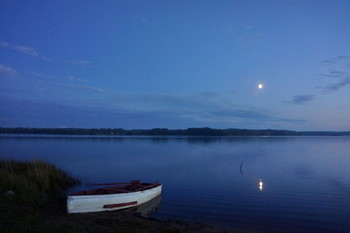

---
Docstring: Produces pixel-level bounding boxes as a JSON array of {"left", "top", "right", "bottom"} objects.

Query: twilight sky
[{"left": 1, "top": 0, "right": 350, "bottom": 130}]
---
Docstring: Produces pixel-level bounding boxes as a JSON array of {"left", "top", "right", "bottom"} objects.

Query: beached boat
[{"left": 67, "top": 180, "right": 162, "bottom": 214}]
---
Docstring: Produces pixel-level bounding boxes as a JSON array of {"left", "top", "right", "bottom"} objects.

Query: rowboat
[{"left": 67, "top": 180, "right": 162, "bottom": 214}]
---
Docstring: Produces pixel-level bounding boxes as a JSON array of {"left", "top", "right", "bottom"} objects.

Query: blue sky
[{"left": 1, "top": 0, "right": 350, "bottom": 130}]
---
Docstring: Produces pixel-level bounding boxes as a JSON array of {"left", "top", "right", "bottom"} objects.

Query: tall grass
[
  {"left": 0, "top": 160, "right": 218, "bottom": 233},
  {"left": 0, "top": 160, "right": 78, "bottom": 205}
]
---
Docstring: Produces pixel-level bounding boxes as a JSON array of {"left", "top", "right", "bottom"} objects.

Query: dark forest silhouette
[{"left": 1, "top": 127, "right": 349, "bottom": 136}]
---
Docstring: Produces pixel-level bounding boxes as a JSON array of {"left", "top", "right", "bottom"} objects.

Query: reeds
[{"left": 0, "top": 160, "right": 78, "bottom": 205}]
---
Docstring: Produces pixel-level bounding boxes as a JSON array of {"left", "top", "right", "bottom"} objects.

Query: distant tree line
[{"left": 1, "top": 127, "right": 348, "bottom": 136}]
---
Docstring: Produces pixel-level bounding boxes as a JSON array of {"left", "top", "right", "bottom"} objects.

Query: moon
[{"left": 258, "top": 83, "right": 263, "bottom": 89}]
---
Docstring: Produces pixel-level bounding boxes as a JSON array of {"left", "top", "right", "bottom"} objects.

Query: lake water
[{"left": 1, "top": 135, "right": 350, "bottom": 232}]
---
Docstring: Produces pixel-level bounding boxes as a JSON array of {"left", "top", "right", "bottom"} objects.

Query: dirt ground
[{"left": 66, "top": 210, "right": 247, "bottom": 233}]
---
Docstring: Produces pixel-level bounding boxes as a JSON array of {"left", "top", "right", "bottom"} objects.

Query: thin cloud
[
  {"left": 290, "top": 95, "right": 315, "bottom": 105},
  {"left": 0, "top": 41, "right": 9, "bottom": 47},
  {"left": 324, "top": 77, "right": 350, "bottom": 92},
  {"left": 29, "top": 71, "right": 47, "bottom": 77},
  {"left": 61, "top": 84, "right": 108, "bottom": 93},
  {"left": 135, "top": 16, "right": 148, "bottom": 23},
  {"left": 65, "top": 60, "right": 93, "bottom": 66},
  {"left": 29, "top": 71, "right": 55, "bottom": 79},
  {"left": 12, "top": 45, "right": 38, "bottom": 57},
  {"left": 40, "top": 56, "right": 53, "bottom": 61},
  {"left": 318, "top": 55, "right": 350, "bottom": 93},
  {"left": 0, "top": 40, "right": 48, "bottom": 59},
  {"left": 68, "top": 76, "right": 85, "bottom": 82},
  {"left": 0, "top": 64, "right": 17, "bottom": 78},
  {"left": 0, "top": 90, "right": 304, "bottom": 128},
  {"left": 209, "top": 108, "right": 302, "bottom": 123},
  {"left": 129, "top": 92, "right": 222, "bottom": 113},
  {"left": 112, "top": 92, "right": 302, "bottom": 125},
  {"left": 0, "top": 97, "right": 197, "bottom": 128},
  {"left": 321, "top": 55, "right": 349, "bottom": 65},
  {"left": 320, "top": 70, "right": 347, "bottom": 79}
]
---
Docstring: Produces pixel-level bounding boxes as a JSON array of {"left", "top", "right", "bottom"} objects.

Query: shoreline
[
  {"left": 1, "top": 160, "right": 241, "bottom": 233},
  {"left": 2, "top": 126, "right": 349, "bottom": 136},
  {"left": 67, "top": 210, "right": 243, "bottom": 233}
]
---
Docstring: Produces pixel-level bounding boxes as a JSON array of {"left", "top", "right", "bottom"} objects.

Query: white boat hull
[{"left": 67, "top": 185, "right": 162, "bottom": 214}]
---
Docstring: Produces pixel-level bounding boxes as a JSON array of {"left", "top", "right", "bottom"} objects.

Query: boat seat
[{"left": 104, "top": 188, "right": 129, "bottom": 194}]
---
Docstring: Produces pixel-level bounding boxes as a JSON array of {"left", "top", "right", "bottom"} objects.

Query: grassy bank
[
  {"left": 0, "top": 160, "right": 78, "bottom": 205},
  {"left": 1, "top": 160, "right": 239, "bottom": 233},
  {"left": 0, "top": 160, "right": 79, "bottom": 232}
]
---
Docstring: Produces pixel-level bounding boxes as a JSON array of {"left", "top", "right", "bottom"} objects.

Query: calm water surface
[{"left": 1, "top": 135, "right": 350, "bottom": 232}]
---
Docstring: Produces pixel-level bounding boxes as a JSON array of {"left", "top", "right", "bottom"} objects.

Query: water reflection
[
  {"left": 0, "top": 134, "right": 300, "bottom": 145},
  {"left": 134, "top": 195, "right": 162, "bottom": 217},
  {"left": 259, "top": 179, "right": 263, "bottom": 191}
]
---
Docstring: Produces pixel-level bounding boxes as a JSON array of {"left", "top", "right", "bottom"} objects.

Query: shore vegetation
[
  {"left": 1, "top": 127, "right": 349, "bottom": 136},
  {"left": 1, "top": 160, "right": 238, "bottom": 233}
]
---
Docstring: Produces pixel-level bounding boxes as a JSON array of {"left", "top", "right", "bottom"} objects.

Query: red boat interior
[{"left": 70, "top": 180, "right": 160, "bottom": 196}]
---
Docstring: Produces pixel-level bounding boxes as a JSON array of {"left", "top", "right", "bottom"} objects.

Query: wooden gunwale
[{"left": 69, "top": 182, "right": 160, "bottom": 196}]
